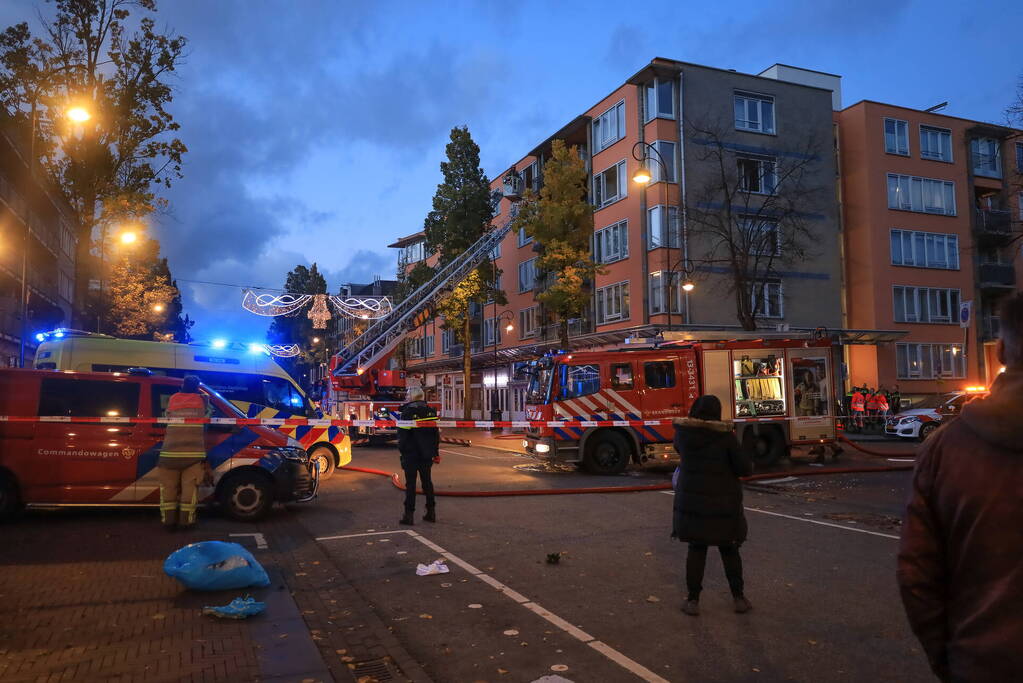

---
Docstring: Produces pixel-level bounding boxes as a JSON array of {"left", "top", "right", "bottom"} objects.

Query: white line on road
[
  {"left": 439, "top": 448, "right": 484, "bottom": 459},
  {"left": 316, "top": 529, "right": 670, "bottom": 683},
  {"left": 229, "top": 532, "right": 268, "bottom": 549},
  {"left": 887, "top": 458, "right": 915, "bottom": 463},
  {"left": 755, "top": 476, "right": 798, "bottom": 484}
]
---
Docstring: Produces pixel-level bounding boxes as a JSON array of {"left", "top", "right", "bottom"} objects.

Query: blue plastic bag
[
  {"left": 164, "top": 541, "right": 270, "bottom": 591},
  {"left": 202, "top": 596, "right": 266, "bottom": 619}
]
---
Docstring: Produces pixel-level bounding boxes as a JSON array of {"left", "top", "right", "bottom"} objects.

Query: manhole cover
[{"left": 350, "top": 658, "right": 394, "bottom": 681}]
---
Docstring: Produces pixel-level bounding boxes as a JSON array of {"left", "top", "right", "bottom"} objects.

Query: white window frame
[
  {"left": 889, "top": 229, "right": 959, "bottom": 270},
  {"left": 594, "top": 220, "right": 629, "bottom": 264},
  {"left": 518, "top": 258, "right": 537, "bottom": 293},
  {"left": 896, "top": 342, "right": 966, "bottom": 380},
  {"left": 892, "top": 285, "right": 961, "bottom": 324},
  {"left": 752, "top": 280, "right": 783, "bottom": 319},
  {"left": 441, "top": 329, "right": 455, "bottom": 354},
  {"left": 741, "top": 216, "right": 781, "bottom": 256},
  {"left": 647, "top": 205, "right": 680, "bottom": 249},
  {"left": 521, "top": 161, "right": 539, "bottom": 192},
  {"left": 884, "top": 118, "right": 909, "bottom": 156},
  {"left": 595, "top": 280, "right": 630, "bottom": 324},
  {"left": 1016, "top": 142, "right": 1023, "bottom": 173},
  {"left": 519, "top": 306, "right": 539, "bottom": 339},
  {"left": 592, "top": 100, "right": 626, "bottom": 153},
  {"left": 972, "top": 137, "right": 1002, "bottom": 178},
  {"left": 734, "top": 91, "right": 775, "bottom": 134},
  {"left": 517, "top": 227, "right": 532, "bottom": 247},
  {"left": 644, "top": 78, "right": 676, "bottom": 122},
  {"left": 886, "top": 174, "right": 956, "bottom": 216},
  {"left": 403, "top": 240, "right": 426, "bottom": 263},
  {"left": 919, "top": 125, "right": 952, "bottom": 162},
  {"left": 593, "top": 159, "right": 628, "bottom": 208},
  {"left": 489, "top": 242, "right": 501, "bottom": 259},
  {"left": 483, "top": 317, "right": 502, "bottom": 346},
  {"left": 649, "top": 271, "right": 684, "bottom": 315},
  {"left": 58, "top": 270, "right": 74, "bottom": 302},
  {"left": 647, "top": 140, "right": 677, "bottom": 183},
  {"left": 737, "top": 156, "right": 777, "bottom": 195},
  {"left": 59, "top": 221, "right": 75, "bottom": 257}
]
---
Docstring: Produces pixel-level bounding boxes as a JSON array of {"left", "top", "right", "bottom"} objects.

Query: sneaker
[
  {"left": 682, "top": 600, "right": 700, "bottom": 616},
  {"left": 399, "top": 514, "right": 414, "bottom": 526},
  {"left": 733, "top": 595, "right": 752, "bottom": 613},
  {"left": 423, "top": 509, "right": 436, "bottom": 523}
]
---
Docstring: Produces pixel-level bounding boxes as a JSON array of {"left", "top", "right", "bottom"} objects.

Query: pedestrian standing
[
  {"left": 397, "top": 387, "right": 439, "bottom": 525},
  {"left": 898, "top": 291, "right": 1023, "bottom": 681},
  {"left": 156, "top": 375, "right": 210, "bottom": 530},
  {"left": 672, "top": 395, "right": 753, "bottom": 616},
  {"left": 850, "top": 386, "right": 866, "bottom": 430}
]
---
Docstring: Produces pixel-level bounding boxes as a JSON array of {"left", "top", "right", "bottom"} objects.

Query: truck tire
[
  {"left": 919, "top": 422, "right": 939, "bottom": 442},
  {"left": 583, "top": 431, "right": 630, "bottom": 475},
  {"left": 218, "top": 471, "right": 274, "bottom": 522},
  {"left": 0, "top": 473, "right": 20, "bottom": 521},
  {"left": 742, "top": 427, "right": 787, "bottom": 467},
  {"left": 308, "top": 445, "right": 337, "bottom": 481}
]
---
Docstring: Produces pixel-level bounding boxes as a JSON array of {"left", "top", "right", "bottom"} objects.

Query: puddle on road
[{"left": 513, "top": 462, "right": 577, "bottom": 474}]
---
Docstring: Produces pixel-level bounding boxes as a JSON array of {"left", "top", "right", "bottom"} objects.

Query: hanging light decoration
[
  {"left": 329, "top": 295, "right": 393, "bottom": 319},
  {"left": 242, "top": 289, "right": 392, "bottom": 322},
  {"left": 307, "top": 294, "right": 331, "bottom": 329},
  {"left": 265, "top": 344, "right": 301, "bottom": 358},
  {"left": 242, "top": 290, "right": 312, "bottom": 317}
]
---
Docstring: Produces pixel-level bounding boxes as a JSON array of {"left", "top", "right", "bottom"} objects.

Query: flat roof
[
  {"left": 625, "top": 57, "right": 836, "bottom": 94},
  {"left": 840, "top": 99, "right": 1023, "bottom": 133},
  {"left": 759, "top": 62, "right": 842, "bottom": 79},
  {"left": 387, "top": 231, "right": 425, "bottom": 249}
]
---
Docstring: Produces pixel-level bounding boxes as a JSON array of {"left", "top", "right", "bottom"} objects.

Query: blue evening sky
[{"left": 2, "top": 0, "right": 1020, "bottom": 344}]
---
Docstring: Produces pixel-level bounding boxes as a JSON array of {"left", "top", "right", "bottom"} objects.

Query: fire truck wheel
[
  {"left": 918, "top": 422, "right": 938, "bottom": 442},
  {"left": 742, "top": 427, "right": 786, "bottom": 467},
  {"left": 218, "top": 471, "right": 274, "bottom": 521},
  {"left": 0, "top": 472, "right": 20, "bottom": 521},
  {"left": 583, "top": 431, "right": 631, "bottom": 475},
  {"left": 308, "top": 446, "right": 337, "bottom": 480}
]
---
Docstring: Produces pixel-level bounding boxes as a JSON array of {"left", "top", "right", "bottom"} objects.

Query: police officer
[
  {"left": 156, "top": 375, "right": 210, "bottom": 530},
  {"left": 397, "top": 387, "right": 440, "bottom": 525}
]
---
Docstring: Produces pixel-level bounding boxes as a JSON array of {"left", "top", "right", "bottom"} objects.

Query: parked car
[
  {"left": 0, "top": 369, "right": 317, "bottom": 521},
  {"left": 884, "top": 388, "right": 988, "bottom": 441}
]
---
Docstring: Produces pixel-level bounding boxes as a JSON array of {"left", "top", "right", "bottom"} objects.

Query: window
[
  {"left": 1019, "top": 192, "right": 1023, "bottom": 221},
  {"left": 559, "top": 364, "right": 600, "bottom": 400},
  {"left": 741, "top": 217, "right": 780, "bottom": 255},
  {"left": 58, "top": 271, "right": 74, "bottom": 302},
  {"left": 647, "top": 140, "right": 677, "bottom": 182},
  {"left": 593, "top": 160, "right": 627, "bottom": 208},
  {"left": 971, "top": 138, "right": 1002, "bottom": 178},
  {"left": 896, "top": 343, "right": 966, "bottom": 379},
  {"left": 483, "top": 318, "right": 503, "bottom": 346},
  {"left": 521, "top": 161, "right": 538, "bottom": 191},
  {"left": 518, "top": 258, "right": 537, "bottom": 293},
  {"left": 489, "top": 242, "right": 501, "bottom": 259},
  {"left": 889, "top": 229, "right": 959, "bottom": 269},
  {"left": 610, "top": 362, "right": 634, "bottom": 390},
  {"left": 441, "top": 328, "right": 455, "bottom": 354},
  {"left": 518, "top": 227, "right": 532, "bottom": 247},
  {"left": 892, "top": 286, "right": 961, "bottom": 323},
  {"left": 752, "top": 281, "right": 783, "bottom": 319},
  {"left": 734, "top": 92, "right": 775, "bottom": 134},
  {"left": 1016, "top": 142, "right": 1023, "bottom": 173},
  {"left": 594, "top": 220, "right": 629, "bottom": 263},
  {"left": 649, "top": 271, "right": 684, "bottom": 315},
  {"left": 595, "top": 281, "right": 630, "bottom": 324},
  {"left": 39, "top": 378, "right": 140, "bottom": 418},
  {"left": 592, "top": 100, "right": 626, "bottom": 152},
  {"left": 737, "top": 156, "right": 777, "bottom": 195},
  {"left": 919, "top": 125, "right": 952, "bottom": 162},
  {"left": 644, "top": 361, "right": 676, "bottom": 389},
  {"left": 884, "top": 118, "right": 909, "bottom": 155},
  {"left": 645, "top": 78, "right": 675, "bottom": 121},
  {"left": 519, "top": 306, "right": 540, "bottom": 339},
  {"left": 407, "top": 335, "right": 434, "bottom": 358},
  {"left": 402, "top": 240, "right": 425, "bottom": 263},
  {"left": 886, "top": 174, "right": 956, "bottom": 215},
  {"left": 648, "top": 206, "right": 680, "bottom": 249},
  {"left": 59, "top": 221, "right": 75, "bottom": 257}
]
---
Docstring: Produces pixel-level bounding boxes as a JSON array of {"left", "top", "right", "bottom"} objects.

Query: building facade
[
  {"left": 0, "top": 116, "right": 78, "bottom": 367},
  {"left": 837, "top": 101, "right": 1022, "bottom": 395}
]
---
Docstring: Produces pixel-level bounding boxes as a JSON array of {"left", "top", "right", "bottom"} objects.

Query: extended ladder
[{"left": 332, "top": 222, "right": 513, "bottom": 377}]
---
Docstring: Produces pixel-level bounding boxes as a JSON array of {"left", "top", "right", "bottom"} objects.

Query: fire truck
[
  {"left": 327, "top": 359, "right": 407, "bottom": 445},
  {"left": 522, "top": 333, "right": 841, "bottom": 473}
]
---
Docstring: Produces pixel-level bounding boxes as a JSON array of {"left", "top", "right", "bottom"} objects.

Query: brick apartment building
[
  {"left": 0, "top": 113, "right": 78, "bottom": 367},
  {"left": 392, "top": 58, "right": 847, "bottom": 419},
  {"left": 837, "top": 102, "right": 1022, "bottom": 395}
]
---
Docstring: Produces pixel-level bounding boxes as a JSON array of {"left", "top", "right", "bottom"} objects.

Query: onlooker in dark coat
[
  {"left": 672, "top": 395, "right": 753, "bottom": 616},
  {"left": 397, "top": 387, "right": 439, "bottom": 525},
  {"left": 898, "top": 291, "right": 1023, "bottom": 682}
]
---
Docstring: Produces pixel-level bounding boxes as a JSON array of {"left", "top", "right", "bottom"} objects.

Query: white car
[{"left": 885, "top": 390, "right": 986, "bottom": 441}]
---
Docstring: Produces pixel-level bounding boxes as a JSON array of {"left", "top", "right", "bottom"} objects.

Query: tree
[
  {"left": 103, "top": 235, "right": 179, "bottom": 338},
  {"left": 152, "top": 256, "right": 192, "bottom": 342},
  {"left": 0, "top": 1, "right": 187, "bottom": 322},
  {"left": 684, "top": 118, "right": 827, "bottom": 331},
  {"left": 422, "top": 126, "right": 501, "bottom": 418},
  {"left": 267, "top": 264, "right": 328, "bottom": 387},
  {"left": 1006, "top": 74, "right": 1023, "bottom": 242},
  {"left": 512, "top": 139, "right": 601, "bottom": 347}
]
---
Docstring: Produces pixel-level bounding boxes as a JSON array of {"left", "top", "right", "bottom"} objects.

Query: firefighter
[
  {"left": 865, "top": 388, "right": 881, "bottom": 429},
  {"left": 397, "top": 387, "right": 440, "bottom": 525},
  {"left": 850, "top": 386, "right": 866, "bottom": 430},
  {"left": 156, "top": 375, "right": 210, "bottom": 530}
]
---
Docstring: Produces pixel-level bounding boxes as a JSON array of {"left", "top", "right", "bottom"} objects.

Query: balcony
[
  {"left": 978, "top": 263, "right": 1016, "bottom": 289},
  {"left": 975, "top": 209, "right": 1012, "bottom": 237}
]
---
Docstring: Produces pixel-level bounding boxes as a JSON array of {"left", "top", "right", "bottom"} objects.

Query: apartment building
[
  {"left": 392, "top": 58, "right": 845, "bottom": 418},
  {"left": 837, "top": 101, "right": 1022, "bottom": 395},
  {"left": 0, "top": 114, "right": 78, "bottom": 367}
]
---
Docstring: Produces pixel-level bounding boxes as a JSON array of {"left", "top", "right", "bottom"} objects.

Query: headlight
[
  {"left": 272, "top": 446, "right": 308, "bottom": 462},
  {"left": 901, "top": 416, "right": 921, "bottom": 424},
  {"left": 535, "top": 443, "right": 550, "bottom": 454}
]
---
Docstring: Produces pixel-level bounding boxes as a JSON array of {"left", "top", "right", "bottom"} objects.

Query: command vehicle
[
  {"left": 0, "top": 369, "right": 317, "bottom": 521},
  {"left": 522, "top": 335, "right": 840, "bottom": 473},
  {"left": 33, "top": 330, "right": 351, "bottom": 479},
  {"left": 885, "top": 387, "right": 988, "bottom": 441}
]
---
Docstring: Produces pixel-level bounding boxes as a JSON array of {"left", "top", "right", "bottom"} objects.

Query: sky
[{"left": 2, "top": 0, "right": 1021, "bottom": 343}]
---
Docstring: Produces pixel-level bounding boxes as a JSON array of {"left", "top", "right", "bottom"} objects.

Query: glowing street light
[
  {"left": 312, "top": 337, "right": 321, "bottom": 344},
  {"left": 632, "top": 164, "right": 652, "bottom": 185},
  {"left": 152, "top": 303, "right": 164, "bottom": 313},
  {"left": 66, "top": 106, "right": 91, "bottom": 123},
  {"left": 119, "top": 231, "right": 138, "bottom": 245},
  {"left": 682, "top": 281, "right": 695, "bottom": 292}
]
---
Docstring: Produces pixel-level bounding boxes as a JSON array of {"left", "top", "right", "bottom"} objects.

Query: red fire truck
[{"left": 522, "top": 334, "right": 840, "bottom": 473}]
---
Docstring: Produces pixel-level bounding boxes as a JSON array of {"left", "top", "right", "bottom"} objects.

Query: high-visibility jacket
[
  {"left": 158, "top": 392, "right": 210, "bottom": 469},
  {"left": 866, "top": 393, "right": 881, "bottom": 410},
  {"left": 877, "top": 394, "right": 890, "bottom": 412},
  {"left": 851, "top": 392, "right": 865, "bottom": 412}
]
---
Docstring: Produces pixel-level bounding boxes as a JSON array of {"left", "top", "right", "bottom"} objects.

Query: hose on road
[{"left": 836, "top": 434, "right": 918, "bottom": 458}]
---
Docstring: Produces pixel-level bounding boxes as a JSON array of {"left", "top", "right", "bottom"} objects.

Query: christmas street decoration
[
  {"left": 265, "top": 344, "right": 301, "bottom": 358},
  {"left": 242, "top": 289, "right": 393, "bottom": 329}
]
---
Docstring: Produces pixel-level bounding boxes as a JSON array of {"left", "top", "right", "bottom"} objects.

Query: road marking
[
  {"left": 657, "top": 491, "right": 899, "bottom": 540},
  {"left": 755, "top": 476, "right": 798, "bottom": 484},
  {"left": 229, "top": 532, "right": 268, "bottom": 549},
  {"left": 440, "top": 448, "right": 484, "bottom": 459},
  {"left": 887, "top": 458, "right": 915, "bottom": 462},
  {"left": 316, "top": 529, "right": 669, "bottom": 683}
]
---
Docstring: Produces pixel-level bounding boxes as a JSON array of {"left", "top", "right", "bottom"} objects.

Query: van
[
  {"left": 33, "top": 330, "right": 351, "bottom": 479},
  {"left": 0, "top": 369, "right": 317, "bottom": 521}
]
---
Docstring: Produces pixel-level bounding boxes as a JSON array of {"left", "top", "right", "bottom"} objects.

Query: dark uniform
[{"left": 397, "top": 400, "right": 439, "bottom": 523}]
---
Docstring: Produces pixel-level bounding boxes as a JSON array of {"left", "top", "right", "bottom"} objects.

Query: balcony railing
[
  {"left": 978, "top": 263, "right": 1016, "bottom": 287},
  {"left": 975, "top": 209, "right": 1012, "bottom": 234}
]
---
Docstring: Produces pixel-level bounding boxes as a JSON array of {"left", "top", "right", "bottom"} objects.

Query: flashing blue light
[
  {"left": 35, "top": 333, "right": 45, "bottom": 342},
  {"left": 53, "top": 330, "right": 65, "bottom": 339},
  {"left": 248, "top": 343, "right": 265, "bottom": 354},
  {"left": 211, "top": 339, "right": 227, "bottom": 349}
]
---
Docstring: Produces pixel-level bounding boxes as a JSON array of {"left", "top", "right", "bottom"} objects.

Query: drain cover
[{"left": 350, "top": 658, "right": 394, "bottom": 681}]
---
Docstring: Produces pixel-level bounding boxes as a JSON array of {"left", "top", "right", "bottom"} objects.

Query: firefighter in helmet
[{"left": 156, "top": 375, "right": 211, "bottom": 530}]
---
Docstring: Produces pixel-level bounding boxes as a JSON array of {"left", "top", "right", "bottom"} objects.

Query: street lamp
[
  {"left": 66, "top": 106, "right": 91, "bottom": 123},
  {"left": 487, "top": 308, "right": 514, "bottom": 423},
  {"left": 119, "top": 231, "right": 137, "bottom": 245},
  {"left": 96, "top": 225, "right": 141, "bottom": 333},
  {"left": 152, "top": 303, "right": 164, "bottom": 313}
]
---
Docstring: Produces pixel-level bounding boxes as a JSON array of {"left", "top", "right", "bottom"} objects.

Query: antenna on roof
[{"left": 924, "top": 101, "right": 948, "bottom": 113}]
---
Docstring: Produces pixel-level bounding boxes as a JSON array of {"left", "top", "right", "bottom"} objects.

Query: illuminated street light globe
[
  {"left": 632, "top": 165, "right": 652, "bottom": 185},
  {"left": 152, "top": 303, "right": 164, "bottom": 313},
  {"left": 67, "top": 106, "right": 91, "bottom": 123},
  {"left": 120, "top": 231, "right": 138, "bottom": 245}
]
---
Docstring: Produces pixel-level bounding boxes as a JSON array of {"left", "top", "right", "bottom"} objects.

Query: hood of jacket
[
  {"left": 672, "top": 417, "right": 734, "bottom": 450},
  {"left": 959, "top": 369, "right": 1023, "bottom": 452}
]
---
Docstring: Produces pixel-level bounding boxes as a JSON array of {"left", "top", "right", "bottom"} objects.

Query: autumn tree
[
  {"left": 0, "top": 0, "right": 187, "bottom": 322},
  {"left": 103, "top": 235, "right": 181, "bottom": 339},
  {"left": 423, "top": 126, "right": 502, "bottom": 418},
  {"left": 267, "top": 264, "right": 328, "bottom": 388},
  {"left": 512, "top": 139, "right": 601, "bottom": 347}
]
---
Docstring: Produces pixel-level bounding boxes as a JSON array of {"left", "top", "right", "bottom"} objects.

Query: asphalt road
[{"left": 294, "top": 439, "right": 933, "bottom": 683}]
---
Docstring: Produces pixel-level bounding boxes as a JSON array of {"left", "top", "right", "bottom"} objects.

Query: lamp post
[
  {"left": 96, "top": 227, "right": 139, "bottom": 333},
  {"left": 632, "top": 141, "right": 695, "bottom": 330},
  {"left": 488, "top": 308, "right": 514, "bottom": 423}
]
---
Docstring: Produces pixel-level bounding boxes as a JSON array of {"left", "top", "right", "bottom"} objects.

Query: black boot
[
  {"left": 423, "top": 508, "right": 436, "bottom": 523},
  {"left": 399, "top": 512, "right": 414, "bottom": 526}
]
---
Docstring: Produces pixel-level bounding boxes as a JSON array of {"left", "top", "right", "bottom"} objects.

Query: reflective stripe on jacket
[
  {"left": 158, "top": 392, "right": 209, "bottom": 470},
  {"left": 851, "top": 392, "right": 865, "bottom": 411}
]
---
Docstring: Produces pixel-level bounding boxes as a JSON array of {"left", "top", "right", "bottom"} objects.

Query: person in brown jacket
[
  {"left": 156, "top": 375, "right": 210, "bottom": 530},
  {"left": 897, "top": 292, "right": 1023, "bottom": 682}
]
